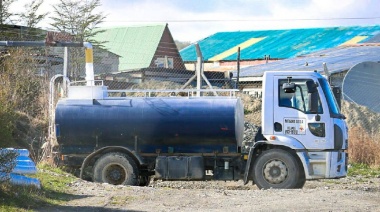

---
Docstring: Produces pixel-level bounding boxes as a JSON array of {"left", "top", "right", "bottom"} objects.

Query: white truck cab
[{"left": 260, "top": 71, "right": 347, "bottom": 181}]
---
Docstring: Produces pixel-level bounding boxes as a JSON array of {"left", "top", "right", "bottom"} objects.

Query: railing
[
  {"left": 70, "top": 80, "right": 104, "bottom": 86},
  {"left": 107, "top": 89, "right": 239, "bottom": 98},
  {"left": 65, "top": 80, "right": 239, "bottom": 98}
]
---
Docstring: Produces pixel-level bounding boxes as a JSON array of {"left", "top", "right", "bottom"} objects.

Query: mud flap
[{"left": 243, "top": 147, "right": 254, "bottom": 185}]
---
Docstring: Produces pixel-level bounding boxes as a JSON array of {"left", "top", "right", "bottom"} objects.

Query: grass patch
[
  {"left": 348, "top": 163, "right": 380, "bottom": 177},
  {"left": 244, "top": 109, "right": 253, "bottom": 114},
  {"left": 0, "top": 162, "right": 77, "bottom": 211}
]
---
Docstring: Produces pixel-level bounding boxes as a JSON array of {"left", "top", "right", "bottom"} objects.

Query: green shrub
[
  {"left": 0, "top": 149, "right": 18, "bottom": 183},
  {"left": 0, "top": 105, "right": 15, "bottom": 147}
]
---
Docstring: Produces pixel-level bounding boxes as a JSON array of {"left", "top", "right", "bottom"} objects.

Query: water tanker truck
[{"left": 55, "top": 71, "right": 348, "bottom": 189}]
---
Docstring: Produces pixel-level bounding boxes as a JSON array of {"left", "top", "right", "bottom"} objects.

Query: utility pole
[{"left": 236, "top": 47, "right": 240, "bottom": 89}]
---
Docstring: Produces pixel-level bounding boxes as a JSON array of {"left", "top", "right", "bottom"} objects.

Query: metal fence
[
  {"left": 35, "top": 48, "right": 233, "bottom": 92},
  {"left": 5, "top": 44, "right": 380, "bottom": 127},
  {"left": 1, "top": 30, "right": 379, "bottom": 165}
]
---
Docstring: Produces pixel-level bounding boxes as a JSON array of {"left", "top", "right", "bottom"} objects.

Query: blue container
[
  {"left": 13, "top": 155, "right": 37, "bottom": 175},
  {"left": 1, "top": 148, "right": 29, "bottom": 157},
  {"left": 0, "top": 148, "right": 40, "bottom": 188},
  {"left": 56, "top": 97, "right": 244, "bottom": 154},
  {"left": 10, "top": 173, "right": 41, "bottom": 189}
]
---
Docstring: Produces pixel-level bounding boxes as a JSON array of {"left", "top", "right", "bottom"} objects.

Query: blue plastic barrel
[{"left": 0, "top": 148, "right": 40, "bottom": 188}]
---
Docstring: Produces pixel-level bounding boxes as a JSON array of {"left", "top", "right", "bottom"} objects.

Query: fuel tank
[{"left": 55, "top": 97, "right": 244, "bottom": 154}]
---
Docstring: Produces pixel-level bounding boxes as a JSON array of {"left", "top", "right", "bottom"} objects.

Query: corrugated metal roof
[
  {"left": 93, "top": 24, "right": 166, "bottom": 70},
  {"left": 235, "top": 45, "right": 380, "bottom": 78},
  {"left": 180, "top": 26, "right": 380, "bottom": 62},
  {"left": 367, "top": 34, "right": 380, "bottom": 42}
]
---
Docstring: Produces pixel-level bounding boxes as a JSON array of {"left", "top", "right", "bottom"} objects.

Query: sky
[{"left": 9, "top": 0, "right": 380, "bottom": 42}]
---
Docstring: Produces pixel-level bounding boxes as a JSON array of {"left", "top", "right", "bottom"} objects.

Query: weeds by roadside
[
  {"left": 348, "top": 126, "right": 380, "bottom": 167},
  {"left": 348, "top": 163, "right": 380, "bottom": 177},
  {"left": 0, "top": 163, "right": 76, "bottom": 211}
]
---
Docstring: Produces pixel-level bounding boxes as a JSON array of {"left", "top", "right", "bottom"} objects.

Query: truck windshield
[{"left": 318, "top": 78, "right": 342, "bottom": 118}]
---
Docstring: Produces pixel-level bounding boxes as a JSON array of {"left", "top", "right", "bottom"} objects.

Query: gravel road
[{"left": 38, "top": 175, "right": 380, "bottom": 212}]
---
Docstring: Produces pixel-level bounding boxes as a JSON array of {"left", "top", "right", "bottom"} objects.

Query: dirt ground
[{"left": 38, "top": 175, "right": 380, "bottom": 212}]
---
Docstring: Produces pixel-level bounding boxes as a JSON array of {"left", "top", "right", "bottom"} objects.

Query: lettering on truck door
[{"left": 284, "top": 118, "right": 306, "bottom": 135}]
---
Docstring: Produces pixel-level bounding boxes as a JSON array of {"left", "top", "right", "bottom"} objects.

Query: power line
[{"left": 103, "top": 17, "right": 380, "bottom": 23}]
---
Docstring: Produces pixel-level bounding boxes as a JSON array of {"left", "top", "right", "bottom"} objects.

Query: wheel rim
[
  {"left": 103, "top": 164, "right": 126, "bottom": 185},
  {"left": 263, "top": 159, "right": 288, "bottom": 184}
]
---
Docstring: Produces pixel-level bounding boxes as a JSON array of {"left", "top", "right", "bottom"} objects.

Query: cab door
[{"left": 273, "top": 77, "right": 332, "bottom": 150}]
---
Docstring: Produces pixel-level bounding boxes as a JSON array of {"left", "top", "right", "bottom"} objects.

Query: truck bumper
[{"left": 297, "top": 150, "right": 347, "bottom": 179}]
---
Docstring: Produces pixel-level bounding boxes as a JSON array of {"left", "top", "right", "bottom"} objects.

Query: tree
[
  {"left": 0, "top": 149, "right": 18, "bottom": 183},
  {"left": 18, "top": 0, "right": 49, "bottom": 28},
  {"left": 0, "top": 48, "right": 47, "bottom": 149},
  {"left": 0, "top": 0, "right": 16, "bottom": 25},
  {"left": 50, "top": 0, "right": 106, "bottom": 43},
  {"left": 50, "top": 0, "right": 106, "bottom": 80},
  {"left": 175, "top": 40, "right": 192, "bottom": 50},
  {"left": 0, "top": 2, "right": 48, "bottom": 152}
]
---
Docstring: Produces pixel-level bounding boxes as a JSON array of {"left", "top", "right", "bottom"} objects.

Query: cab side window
[{"left": 279, "top": 79, "right": 323, "bottom": 114}]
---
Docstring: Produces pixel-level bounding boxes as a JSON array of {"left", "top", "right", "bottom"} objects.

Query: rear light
[{"left": 61, "top": 155, "right": 67, "bottom": 161}]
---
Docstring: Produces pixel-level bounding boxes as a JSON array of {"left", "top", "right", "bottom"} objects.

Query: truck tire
[
  {"left": 93, "top": 152, "right": 138, "bottom": 185},
  {"left": 252, "top": 149, "right": 303, "bottom": 189},
  {"left": 295, "top": 167, "right": 306, "bottom": 188}
]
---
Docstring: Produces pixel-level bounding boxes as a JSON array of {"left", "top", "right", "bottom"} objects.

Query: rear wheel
[
  {"left": 252, "top": 149, "right": 304, "bottom": 189},
  {"left": 93, "top": 152, "right": 139, "bottom": 185}
]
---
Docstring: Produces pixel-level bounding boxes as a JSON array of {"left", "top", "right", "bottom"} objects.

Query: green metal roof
[
  {"left": 93, "top": 24, "right": 166, "bottom": 70},
  {"left": 180, "top": 26, "right": 380, "bottom": 62}
]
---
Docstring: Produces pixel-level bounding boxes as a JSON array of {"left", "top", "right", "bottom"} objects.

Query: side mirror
[
  {"left": 306, "top": 80, "right": 318, "bottom": 93},
  {"left": 282, "top": 83, "right": 296, "bottom": 93},
  {"left": 332, "top": 86, "right": 341, "bottom": 109},
  {"left": 308, "top": 92, "right": 319, "bottom": 113}
]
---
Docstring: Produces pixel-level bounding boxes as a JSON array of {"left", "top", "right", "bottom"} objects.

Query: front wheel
[
  {"left": 252, "top": 149, "right": 304, "bottom": 189},
  {"left": 93, "top": 152, "right": 139, "bottom": 185}
]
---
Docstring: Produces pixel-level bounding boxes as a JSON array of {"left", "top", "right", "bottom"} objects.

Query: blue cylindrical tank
[{"left": 55, "top": 97, "right": 244, "bottom": 154}]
